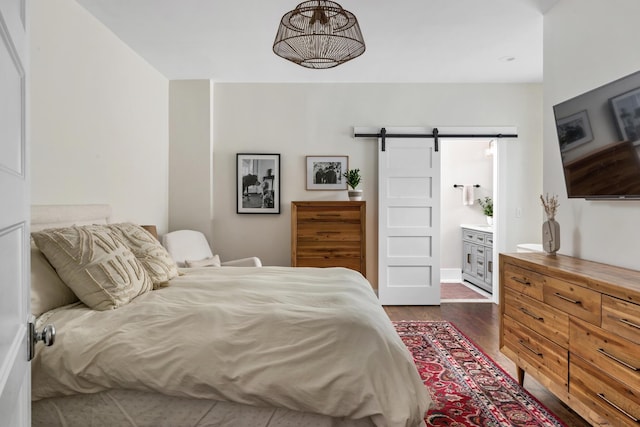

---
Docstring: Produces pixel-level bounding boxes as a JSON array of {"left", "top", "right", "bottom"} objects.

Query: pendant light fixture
[{"left": 273, "top": 1, "right": 365, "bottom": 69}]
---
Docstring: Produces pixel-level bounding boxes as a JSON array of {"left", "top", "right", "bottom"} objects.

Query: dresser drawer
[
  {"left": 295, "top": 257, "right": 362, "bottom": 272},
  {"left": 502, "top": 263, "right": 544, "bottom": 300},
  {"left": 543, "top": 276, "right": 601, "bottom": 325},
  {"left": 570, "top": 356, "right": 640, "bottom": 427},
  {"left": 570, "top": 318, "right": 640, "bottom": 390},
  {"left": 295, "top": 241, "right": 362, "bottom": 258},
  {"left": 296, "top": 222, "right": 362, "bottom": 242},
  {"left": 602, "top": 295, "right": 640, "bottom": 344},
  {"left": 504, "top": 288, "right": 569, "bottom": 347},
  {"left": 502, "top": 316, "right": 568, "bottom": 388},
  {"left": 296, "top": 207, "right": 362, "bottom": 222}
]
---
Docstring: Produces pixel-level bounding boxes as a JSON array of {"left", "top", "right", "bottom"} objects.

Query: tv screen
[{"left": 553, "top": 70, "right": 640, "bottom": 199}]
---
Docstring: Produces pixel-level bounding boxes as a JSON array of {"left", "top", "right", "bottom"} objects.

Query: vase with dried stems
[{"left": 540, "top": 194, "right": 560, "bottom": 255}]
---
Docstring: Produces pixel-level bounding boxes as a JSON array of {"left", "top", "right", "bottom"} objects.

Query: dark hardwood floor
[{"left": 384, "top": 302, "right": 591, "bottom": 427}]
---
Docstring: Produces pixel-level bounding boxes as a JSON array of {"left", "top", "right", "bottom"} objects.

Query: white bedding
[{"left": 33, "top": 266, "right": 430, "bottom": 427}]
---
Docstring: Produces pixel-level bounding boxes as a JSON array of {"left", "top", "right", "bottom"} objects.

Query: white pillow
[
  {"left": 185, "top": 254, "right": 221, "bottom": 268},
  {"left": 107, "top": 223, "right": 179, "bottom": 289},
  {"left": 32, "top": 225, "right": 153, "bottom": 311},
  {"left": 30, "top": 241, "right": 79, "bottom": 317}
]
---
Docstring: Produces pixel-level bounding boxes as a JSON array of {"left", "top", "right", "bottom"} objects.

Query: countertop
[{"left": 460, "top": 223, "right": 494, "bottom": 233}]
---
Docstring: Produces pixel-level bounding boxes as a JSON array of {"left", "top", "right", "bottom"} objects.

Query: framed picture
[
  {"left": 610, "top": 87, "right": 640, "bottom": 142},
  {"left": 236, "top": 153, "right": 280, "bottom": 214},
  {"left": 306, "top": 155, "right": 348, "bottom": 190},
  {"left": 555, "top": 110, "right": 593, "bottom": 152}
]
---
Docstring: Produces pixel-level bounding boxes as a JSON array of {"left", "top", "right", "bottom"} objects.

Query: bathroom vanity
[{"left": 461, "top": 224, "right": 493, "bottom": 293}]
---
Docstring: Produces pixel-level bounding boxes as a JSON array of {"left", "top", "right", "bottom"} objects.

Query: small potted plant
[
  {"left": 477, "top": 196, "right": 493, "bottom": 225},
  {"left": 343, "top": 168, "right": 363, "bottom": 201}
]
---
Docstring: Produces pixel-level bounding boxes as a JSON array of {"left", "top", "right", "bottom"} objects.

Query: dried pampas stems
[{"left": 540, "top": 194, "right": 559, "bottom": 220}]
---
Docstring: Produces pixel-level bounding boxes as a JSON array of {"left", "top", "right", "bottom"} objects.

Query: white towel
[{"left": 462, "top": 185, "right": 475, "bottom": 205}]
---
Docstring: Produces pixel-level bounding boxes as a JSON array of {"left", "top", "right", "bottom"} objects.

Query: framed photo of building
[
  {"left": 306, "top": 155, "right": 348, "bottom": 190},
  {"left": 236, "top": 153, "right": 280, "bottom": 214}
]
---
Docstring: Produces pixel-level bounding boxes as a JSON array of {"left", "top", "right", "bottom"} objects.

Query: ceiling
[{"left": 76, "top": 0, "right": 560, "bottom": 83}]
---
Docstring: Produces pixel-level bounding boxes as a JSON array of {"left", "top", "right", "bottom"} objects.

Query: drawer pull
[
  {"left": 518, "top": 339, "right": 542, "bottom": 357},
  {"left": 519, "top": 307, "right": 543, "bottom": 321},
  {"left": 619, "top": 318, "right": 640, "bottom": 330},
  {"left": 317, "top": 231, "right": 341, "bottom": 235},
  {"left": 316, "top": 214, "right": 340, "bottom": 217},
  {"left": 553, "top": 292, "right": 581, "bottom": 304},
  {"left": 511, "top": 277, "right": 531, "bottom": 286},
  {"left": 467, "top": 254, "right": 471, "bottom": 264},
  {"left": 597, "top": 348, "right": 639, "bottom": 371},
  {"left": 597, "top": 393, "right": 639, "bottom": 422},
  {"left": 488, "top": 261, "right": 493, "bottom": 273}
]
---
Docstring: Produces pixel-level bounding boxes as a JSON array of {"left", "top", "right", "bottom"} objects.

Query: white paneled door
[
  {"left": 378, "top": 132, "right": 441, "bottom": 305},
  {"left": 0, "top": 0, "right": 30, "bottom": 425}
]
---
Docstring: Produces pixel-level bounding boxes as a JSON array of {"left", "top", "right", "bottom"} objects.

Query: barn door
[
  {"left": 378, "top": 130, "right": 441, "bottom": 305},
  {"left": 0, "top": 0, "right": 31, "bottom": 424}
]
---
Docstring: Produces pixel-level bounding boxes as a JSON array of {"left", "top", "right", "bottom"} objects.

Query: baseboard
[{"left": 441, "top": 268, "right": 462, "bottom": 283}]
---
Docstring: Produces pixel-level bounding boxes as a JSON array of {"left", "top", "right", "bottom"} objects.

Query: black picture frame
[{"left": 236, "top": 153, "right": 281, "bottom": 214}]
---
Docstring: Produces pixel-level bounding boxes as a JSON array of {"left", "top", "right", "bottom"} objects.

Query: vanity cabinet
[
  {"left": 461, "top": 226, "right": 493, "bottom": 293},
  {"left": 500, "top": 253, "right": 640, "bottom": 427}
]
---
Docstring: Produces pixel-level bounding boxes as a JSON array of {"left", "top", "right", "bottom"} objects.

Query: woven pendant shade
[{"left": 273, "top": 1, "right": 365, "bottom": 69}]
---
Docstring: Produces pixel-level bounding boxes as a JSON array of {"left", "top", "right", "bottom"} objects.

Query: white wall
[
  {"left": 30, "top": 0, "right": 169, "bottom": 231},
  {"left": 168, "top": 80, "right": 214, "bottom": 236},
  {"left": 212, "top": 83, "right": 543, "bottom": 287},
  {"left": 543, "top": 0, "right": 640, "bottom": 270}
]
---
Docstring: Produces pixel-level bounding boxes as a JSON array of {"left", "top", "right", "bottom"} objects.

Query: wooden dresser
[
  {"left": 291, "top": 201, "right": 366, "bottom": 276},
  {"left": 499, "top": 253, "right": 640, "bottom": 426}
]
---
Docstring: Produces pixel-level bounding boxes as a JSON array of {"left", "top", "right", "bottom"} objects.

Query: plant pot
[
  {"left": 348, "top": 189, "right": 363, "bottom": 201},
  {"left": 486, "top": 216, "right": 493, "bottom": 226}
]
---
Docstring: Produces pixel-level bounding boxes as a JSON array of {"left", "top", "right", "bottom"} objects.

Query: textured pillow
[
  {"left": 185, "top": 254, "right": 221, "bottom": 268},
  {"left": 32, "top": 225, "right": 152, "bottom": 310},
  {"left": 107, "top": 223, "right": 179, "bottom": 289},
  {"left": 30, "top": 241, "right": 79, "bottom": 317}
]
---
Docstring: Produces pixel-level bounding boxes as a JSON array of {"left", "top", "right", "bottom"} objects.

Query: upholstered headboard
[{"left": 31, "top": 204, "right": 112, "bottom": 231}]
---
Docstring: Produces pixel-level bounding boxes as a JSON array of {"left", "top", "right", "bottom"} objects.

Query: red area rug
[{"left": 394, "top": 321, "right": 567, "bottom": 427}]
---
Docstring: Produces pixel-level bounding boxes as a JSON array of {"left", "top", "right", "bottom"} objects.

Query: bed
[{"left": 30, "top": 205, "right": 431, "bottom": 427}]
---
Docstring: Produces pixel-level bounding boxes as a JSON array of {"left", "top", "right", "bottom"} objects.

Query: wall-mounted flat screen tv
[{"left": 553, "top": 70, "right": 640, "bottom": 199}]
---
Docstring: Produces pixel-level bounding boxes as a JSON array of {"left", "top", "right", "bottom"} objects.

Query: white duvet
[{"left": 33, "top": 267, "right": 430, "bottom": 427}]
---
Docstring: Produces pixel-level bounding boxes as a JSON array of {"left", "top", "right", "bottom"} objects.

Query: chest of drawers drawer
[
  {"left": 570, "top": 355, "right": 640, "bottom": 427},
  {"left": 543, "top": 276, "right": 601, "bottom": 324},
  {"left": 502, "top": 316, "right": 568, "bottom": 388},
  {"left": 502, "top": 263, "right": 545, "bottom": 300},
  {"left": 570, "top": 317, "right": 640, "bottom": 390},
  {"left": 602, "top": 295, "right": 640, "bottom": 343},
  {"left": 504, "top": 288, "right": 569, "bottom": 347}
]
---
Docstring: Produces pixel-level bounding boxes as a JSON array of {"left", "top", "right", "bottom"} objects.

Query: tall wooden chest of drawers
[
  {"left": 500, "top": 253, "right": 640, "bottom": 426},
  {"left": 291, "top": 201, "right": 366, "bottom": 276}
]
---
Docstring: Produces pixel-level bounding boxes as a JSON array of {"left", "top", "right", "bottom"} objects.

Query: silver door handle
[{"left": 28, "top": 321, "right": 56, "bottom": 361}]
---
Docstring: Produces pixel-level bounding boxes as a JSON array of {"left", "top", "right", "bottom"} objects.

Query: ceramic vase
[
  {"left": 542, "top": 218, "right": 560, "bottom": 255},
  {"left": 486, "top": 216, "right": 493, "bottom": 226}
]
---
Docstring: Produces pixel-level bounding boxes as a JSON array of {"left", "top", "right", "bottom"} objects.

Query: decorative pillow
[
  {"left": 32, "top": 225, "right": 153, "bottom": 311},
  {"left": 185, "top": 254, "right": 221, "bottom": 268},
  {"left": 107, "top": 223, "right": 179, "bottom": 289},
  {"left": 30, "top": 240, "right": 79, "bottom": 317}
]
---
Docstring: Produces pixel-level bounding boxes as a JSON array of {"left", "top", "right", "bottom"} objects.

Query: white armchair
[{"left": 161, "top": 230, "right": 262, "bottom": 268}]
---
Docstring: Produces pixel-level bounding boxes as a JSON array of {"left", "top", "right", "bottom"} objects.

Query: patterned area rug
[{"left": 394, "top": 321, "right": 567, "bottom": 427}]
